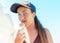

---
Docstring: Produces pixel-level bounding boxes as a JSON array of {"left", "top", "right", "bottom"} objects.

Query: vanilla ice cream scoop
[
  {"left": 14, "top": 23, "right": 30, "bottom": 43},
  {"left": 18, "top": 23, "right": 30, "bottom": 43}
]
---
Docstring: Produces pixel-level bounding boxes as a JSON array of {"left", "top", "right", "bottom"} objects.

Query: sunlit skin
[
  {"left": 17, "top": 7, "right": 35, "bottom": 28},
  {"left": 15, "top": 6, "right": 53, "bottom": 43},
  {"left": 15, "top": 7, "right": 38, "bottom": 43}
]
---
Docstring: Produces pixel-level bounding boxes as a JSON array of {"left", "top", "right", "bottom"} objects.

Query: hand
[
  {"left": 15, "top": 30, "right": 25, "bottom": 43},
  {"left": 15, "top": 23, "right": 30, "bottom": 43}
]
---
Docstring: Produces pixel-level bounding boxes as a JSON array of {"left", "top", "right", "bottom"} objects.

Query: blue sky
[{"left": 0, "top": 0, "right": 60, "bottom": 43}]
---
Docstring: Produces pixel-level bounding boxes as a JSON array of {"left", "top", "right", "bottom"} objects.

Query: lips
[{"left": 21, "top": 20, "right": 26, "bottom": 24}]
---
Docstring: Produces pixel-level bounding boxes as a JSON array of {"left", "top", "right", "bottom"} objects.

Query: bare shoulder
[{"left": 44, "top": 29, "right": 53, "bottom": 43}]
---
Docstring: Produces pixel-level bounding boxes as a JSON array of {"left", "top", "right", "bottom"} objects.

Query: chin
[
  {"left": 24, "top": 24, "right": 28, "bottom": 28},
  {"left": 23, "top": 23, "right": 31, "bottom": 28}
]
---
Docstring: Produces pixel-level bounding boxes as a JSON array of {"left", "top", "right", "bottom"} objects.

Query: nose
[{"left": 19, "top": 14, "right": 25, "bottom": 21}]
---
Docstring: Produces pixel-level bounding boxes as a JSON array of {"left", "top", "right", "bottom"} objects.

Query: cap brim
[{"left": 10, "top": 3, "right": 30, "bottom": 13}]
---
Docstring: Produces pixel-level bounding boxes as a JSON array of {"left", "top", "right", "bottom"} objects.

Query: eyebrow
[
  {"left": 23, "top": 10, "right": 26, "bottom": 12},
  {"left": 24, "top": 9, "right": 29, "bottom": 12}
]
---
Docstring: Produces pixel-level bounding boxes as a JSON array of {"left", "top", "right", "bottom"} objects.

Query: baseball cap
[{"left": 10, "top": 2, "right": 36, "bottom": 13}]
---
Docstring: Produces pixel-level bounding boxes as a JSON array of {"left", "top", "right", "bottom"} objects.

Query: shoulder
[{"left": 44, "top": 29, "right": 53, "bottom": 43}]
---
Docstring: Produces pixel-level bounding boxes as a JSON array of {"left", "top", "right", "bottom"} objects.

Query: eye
[
  {"left": 18, "top": 14, "right": 21, "bottom": 16},
  {"left": 23, "top": 12, "right": 29, "bottom": 16}
]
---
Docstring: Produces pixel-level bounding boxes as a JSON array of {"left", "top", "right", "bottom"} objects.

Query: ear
[{"left": 32, "top": 12, "right": 36, "bottom": 18}]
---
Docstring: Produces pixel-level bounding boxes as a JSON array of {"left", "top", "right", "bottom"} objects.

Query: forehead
[{"left": 17, "top": 7, "right": 31, "bottom": 12}]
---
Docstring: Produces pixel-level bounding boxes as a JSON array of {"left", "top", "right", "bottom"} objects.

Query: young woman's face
[{"left": 17, "top": 7, "right": 35, "bottom": 27}]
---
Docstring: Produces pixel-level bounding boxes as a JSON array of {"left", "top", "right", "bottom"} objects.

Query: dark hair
[
  {"left": 29, "top": 6, "right": 49, "bottom": 43},
  {"left": 34, "top": 16, "right": 48, "bottom": 43},
  {"left": 30, "top": 8, "right": 48, "bottom": 43}
]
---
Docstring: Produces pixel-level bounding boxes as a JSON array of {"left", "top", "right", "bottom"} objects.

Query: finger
[{"left": 16, "top": 32, "right": 26, "bottom": 41}]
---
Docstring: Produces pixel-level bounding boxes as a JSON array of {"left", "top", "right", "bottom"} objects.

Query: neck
[{"left": 26, "top": 23, "right": 38, "bottom": 43}]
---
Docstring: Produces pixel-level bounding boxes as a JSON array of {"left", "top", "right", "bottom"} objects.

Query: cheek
[
  {"left": 27, "top": 16, "right": 34, "bottom": 22},
  {"left": 18, "top": 16, "right": 21, "bottom": 21}
]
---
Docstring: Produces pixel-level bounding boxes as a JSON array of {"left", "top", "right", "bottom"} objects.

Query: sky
[{"left": 0, "top": 0, "right": 60, "bottom": 43}]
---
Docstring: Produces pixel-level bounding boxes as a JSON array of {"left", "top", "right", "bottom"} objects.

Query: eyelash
[
  {"left": 24, "top": 13, "right": 28, "bottom": 15},
  {"left": 18, "top": 12, "right": 28, "bottom": 16},
  {"left": 18, "top": 14, "right": 21, "bottom": 16}
]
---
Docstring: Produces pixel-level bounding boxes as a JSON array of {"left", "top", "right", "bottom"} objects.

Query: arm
[{"left": 45, "top": 29, "right": 53, "bottom": 43}]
